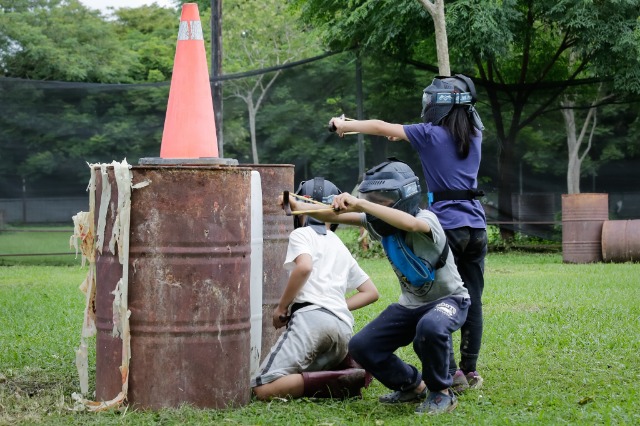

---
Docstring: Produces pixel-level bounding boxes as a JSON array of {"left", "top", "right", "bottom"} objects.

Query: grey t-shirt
[{"left": 363, "top": 209, "right": 469, "bottom": 307}]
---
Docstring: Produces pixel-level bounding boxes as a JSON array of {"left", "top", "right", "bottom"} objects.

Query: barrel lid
[{"left": 139, "top": 157, "right": 238, "bottom": 166}]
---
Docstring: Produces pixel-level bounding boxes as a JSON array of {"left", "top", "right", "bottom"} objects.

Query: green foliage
[
  {"left": 335, "top": 226, "right": 385, "bottom": 260},
  {"left": 486, "top": 225, "right": 561, "bottom": 252},
  {"left": 224, "top": 0, "right": 321, "bottom": 74},
  {"left": 113, "top": 6, "right": 179, "bottom": 82},
  {"left": 291, "top": 0, "right": 431, "bottom": 57},
  {"left": 0, "top": 79, "right": 169, "bottom": 187},
  {"left": 221, "top": 0, "right": 324, "bottom": 164},
  {"left": 292, "top": 0, "right": 640, "bottom": 235},
  {"left": 1, "top": 0, "right": 639, "bottom": 205},
  {"left": 0, "top": 1, "right": 136, "bottom": 82}
]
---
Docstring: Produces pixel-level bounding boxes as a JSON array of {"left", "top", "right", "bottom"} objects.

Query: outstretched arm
[
  {"left": 329, "top": 117, "right": 409, "bottom": 142},
  {"left": 331, "top": 192, "right": 431, "bottom": 236},
  {"left": 278, "top": 193, "right": 363, "bottom": 226}
]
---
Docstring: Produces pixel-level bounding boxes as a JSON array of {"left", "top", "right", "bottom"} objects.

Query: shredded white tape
[{"left": 72, "top": 159, "right": 138, "bottom": 412}]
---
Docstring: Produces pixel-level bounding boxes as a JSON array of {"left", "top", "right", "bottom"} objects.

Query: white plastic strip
[
  {"left": 249, "top": 171, "right": 263, "bottom": 377},
  {"left": 72, "top": 159, "right": 134, "bottom": 412}
]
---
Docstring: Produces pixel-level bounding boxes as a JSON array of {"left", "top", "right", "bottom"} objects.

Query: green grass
[
  {"left": 0, "top": 225, "right": 78, "bottom": 266},
  {"left": 1, "top": 253, "right": 639, "bottom": 425}
]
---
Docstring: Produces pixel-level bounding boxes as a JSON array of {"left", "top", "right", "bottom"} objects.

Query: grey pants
[{"left": 251, "top": 308, "right": 351, "bottom": 387}]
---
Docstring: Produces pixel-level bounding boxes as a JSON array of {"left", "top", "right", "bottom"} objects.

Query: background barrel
[
  {"left": 561, "top": 193, "right": 609, "bottom": 263},
  {"left": 243, "top": 164, "right": 294, "bottom": 361},
  {"left": 602, "top": 219, "right": 640, "bottom": 262},
  {"left": 95, "top": 165, "right": 252, "bottom": 409}
]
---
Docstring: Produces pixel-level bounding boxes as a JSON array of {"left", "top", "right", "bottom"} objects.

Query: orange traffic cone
[{"left": 160, "top": 3, "right": 218, "bottom": 159}]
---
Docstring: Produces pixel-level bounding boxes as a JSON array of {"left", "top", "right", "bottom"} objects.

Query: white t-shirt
[{"left": 284, "top": 226, "right": 370, "bottom": 329}]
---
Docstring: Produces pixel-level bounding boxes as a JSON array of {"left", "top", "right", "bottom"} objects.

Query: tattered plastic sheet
[{"left": 71, "top": 159, "right": 136, "bottom": 412}]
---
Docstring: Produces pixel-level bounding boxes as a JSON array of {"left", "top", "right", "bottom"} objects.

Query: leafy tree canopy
[{"left": 0, "top": 0, "right": 136, "bottom": 82}]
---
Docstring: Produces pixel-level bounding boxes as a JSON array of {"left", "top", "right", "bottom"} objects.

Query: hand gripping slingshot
[
  {"left": 328, "top": 114, "right": 360, "bottom": 135},
  {"left": 282, "top": 191, "right": 337, "bottom": 216}
]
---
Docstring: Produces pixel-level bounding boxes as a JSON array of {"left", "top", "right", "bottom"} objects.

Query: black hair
[{"left": 441, "top": 106, "right": 477, "bottom": 159}]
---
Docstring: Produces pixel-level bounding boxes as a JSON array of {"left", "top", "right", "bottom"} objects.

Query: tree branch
[{"left": 417, "top": 0, "right": 436, "bottom": 15}]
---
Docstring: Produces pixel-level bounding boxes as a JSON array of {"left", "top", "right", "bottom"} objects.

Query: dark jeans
[
  {"left": 348, "top": 296, "right": 470, "bottom": 393},
  {"left": 445, "top": 227, "right": 488, "bottom": 373}
]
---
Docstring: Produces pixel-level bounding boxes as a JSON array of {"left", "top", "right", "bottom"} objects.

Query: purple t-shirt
[{"left": 403, "top": 123, "right": 486, "bottom": 230}]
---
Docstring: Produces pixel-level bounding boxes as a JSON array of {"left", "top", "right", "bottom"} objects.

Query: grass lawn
[
  {"left": 0, "top": 253, "right": 639, "bottom": 425},
  {"left": 0, "top": 225, "right": 78, "bottom": 267}
]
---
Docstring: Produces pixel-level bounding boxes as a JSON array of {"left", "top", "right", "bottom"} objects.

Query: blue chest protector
[{"left": 381, "top": 232, "right": 450, "bottom": 288}]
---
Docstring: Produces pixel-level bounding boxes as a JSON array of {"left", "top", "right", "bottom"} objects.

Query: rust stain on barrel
[
  {"left": 602, "top": 220, "right": 640, "bottom": 262},
  {"left": 561, "top": 193, "right": 609, "bottom": 263}
]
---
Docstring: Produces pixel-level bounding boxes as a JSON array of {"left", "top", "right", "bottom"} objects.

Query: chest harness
[{"left": 381, "top": 232, "right": 450, "bottom": 288}]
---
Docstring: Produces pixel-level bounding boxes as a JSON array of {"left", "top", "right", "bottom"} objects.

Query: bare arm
[
  {"left": 273, "top": 253, "right": 312, "bottom": 329},
  {"left": 278, "top": 193, "right": 363, "bottom": 226},
  {"left": 329, "top": 117, "right": 409, "bottom": 142},
  {"left": 331, "top": 193, "right": 431, "bottom": 236},
  {"left": 345, "top": 279, "right": 379, "bottom": 311}
]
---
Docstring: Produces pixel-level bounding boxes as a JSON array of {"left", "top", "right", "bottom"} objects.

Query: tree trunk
[
  {"left": 248, "top": 102, "right": 259, "bottom": 164},
  {"left": 561, "top": 91, "right": 606, "bottom": 195},
  {"left": 561, "top": 97, "right": 581, "bottom": 194},
  {"left": 418, "top": 0, "right": 450, "bottom": 76}
]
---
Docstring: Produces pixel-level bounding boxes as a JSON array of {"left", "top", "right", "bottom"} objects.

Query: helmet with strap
[
  {"left": 358, "top": 158, "right": 422, "bottom": 236},
  {"left": 294, "top": 177, "right": 341, "bottom": 234},
  {"left": 421, "top": 74, "right": 484, "bottom": 130}
]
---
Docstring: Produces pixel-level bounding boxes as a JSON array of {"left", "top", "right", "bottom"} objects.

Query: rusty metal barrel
[
  {"left": 95, "top": 165, "right": 252, "bottom": 409},
  {"left": 561, "top": 193, "right": 609, "bottom": 263},
  {"left": 602, "top": 220, "right": 640, "bottom": 262},
  {"left": 243, "top": 164, "right": 294, "bottom": 361}
]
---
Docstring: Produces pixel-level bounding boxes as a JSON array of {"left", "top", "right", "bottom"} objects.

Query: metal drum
[
  {"left": 602, "top": 220, "right": 640, "bottom": 262},
  {"left": 95, "top": 165, "right": 252, "bottom": 409},
  {"left": 243, "top": 164, "right": 294, "bottom": 361},
  {"left": 561, "top": 193, "right": 609, "bottom": 263}
]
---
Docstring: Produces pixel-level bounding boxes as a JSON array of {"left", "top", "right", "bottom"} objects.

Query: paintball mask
[
  {"left": 358, "top": 158, "right": 422, "bottom": 236},
  {"left": 421, "top": 74, "right": 484, "bottom": 130}
]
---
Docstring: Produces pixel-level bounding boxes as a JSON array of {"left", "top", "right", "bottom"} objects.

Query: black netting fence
[{"left": 1, "top": 52, "right": 639, "bottom": 242}]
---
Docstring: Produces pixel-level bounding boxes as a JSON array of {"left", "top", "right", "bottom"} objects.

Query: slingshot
[{"left": 282, "top": 191, "right": 337, "bottom": 216}]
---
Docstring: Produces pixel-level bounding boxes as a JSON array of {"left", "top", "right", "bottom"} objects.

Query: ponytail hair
[{"left": 442, "top": 106, "right": 477, "bottom": 159}]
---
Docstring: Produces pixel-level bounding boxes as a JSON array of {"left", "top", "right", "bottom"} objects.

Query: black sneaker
[
  {"left": 379, "top": 387, "right": 427, "bottom": 404},
  {"left": 415, "top": 389, "right": 458, "bottom": 415}
]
